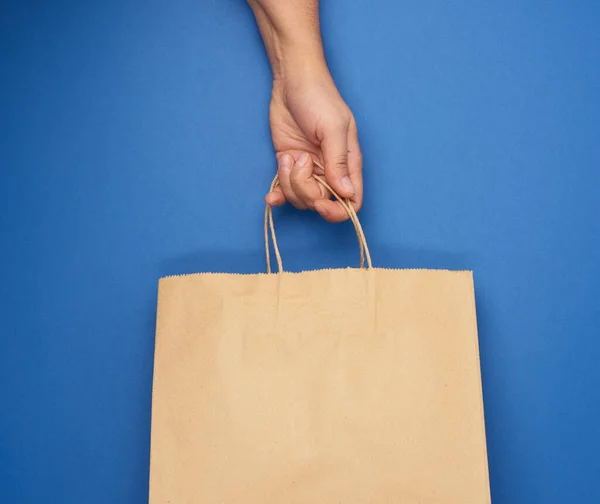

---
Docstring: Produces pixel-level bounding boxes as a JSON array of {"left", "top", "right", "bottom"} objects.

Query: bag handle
[{"left": 264, "top": 161, "right": 372, "bottom": 273}]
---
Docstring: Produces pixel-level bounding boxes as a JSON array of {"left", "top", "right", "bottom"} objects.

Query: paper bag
[{"left": 149, "top": 177, "right": 490, "bottom": 503}]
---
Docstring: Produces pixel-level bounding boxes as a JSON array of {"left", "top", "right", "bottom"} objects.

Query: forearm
[{"left": 247, "top": 0, "right": 329, "bottom": 81}]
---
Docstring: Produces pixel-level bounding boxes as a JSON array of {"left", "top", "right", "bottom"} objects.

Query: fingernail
[
  {"left": 280, "top": 154, "right": 292, "bottom": 172},
  {"left": 342, "top": 176, "right": 355, "bottom": 195},
  {"left": 296, "top": 152, "right": 309, "bottom": 167}
]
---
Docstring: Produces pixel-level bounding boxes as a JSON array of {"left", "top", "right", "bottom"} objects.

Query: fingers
[
  {"left": 273, "top": 152, "right": 327, "bottom": 211},
  {"left": 311, "top": 118, "right": 363, "bottom": 221},
  {"left": 265, "top": 186, "right": 285, "bottom": 206},
  {"left": 313, "top": 199, "right": 353, "bottom": 223},
  {"left": 268, "top": 144, "right": 361, "bottom": 224},
  {"left": 320, "top": 123, "right": 356, "bottom": 199},
  {"left": 347, "top": 121, "right": 363, "bottom": 212},
  {"left": 277, "top": 153, "right": 307, "bottom": 209},
  {"left": 289, "top": 152, "right": 353, "bottom": 223},
  {"left": 290, "top": 153, "right": 328, "bottom": 209}
]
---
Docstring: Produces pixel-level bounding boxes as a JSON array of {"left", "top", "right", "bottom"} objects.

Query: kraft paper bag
[{"left": 149, "top": 177, "right": 490, "bottom": 503}]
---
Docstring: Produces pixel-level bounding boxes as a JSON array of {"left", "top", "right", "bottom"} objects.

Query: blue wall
[{"left": 1, "top": 1, "right": 599, "bottom": 502}]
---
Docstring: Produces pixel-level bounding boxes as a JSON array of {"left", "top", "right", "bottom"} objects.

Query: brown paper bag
[{"left": 149, "top": 177, "right": 490, "bottom": 503}]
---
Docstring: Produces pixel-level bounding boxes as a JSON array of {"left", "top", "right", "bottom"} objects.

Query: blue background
[{"left": 1, "top": 0, "right": 599, "bottom": 502}]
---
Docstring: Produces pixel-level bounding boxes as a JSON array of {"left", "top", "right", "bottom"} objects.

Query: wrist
[
  {"left": 248, "top": 1, "right": 329, "bottom": 82},
  {"left": 272, "top": 41, "right": 329, "bottom": 83}
]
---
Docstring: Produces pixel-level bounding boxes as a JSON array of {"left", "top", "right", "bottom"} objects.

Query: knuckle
[
  {"left": 290, "top": 199, "right": 307, "bottom": 211},
  {"left": 282, "top": 187, "right": 307, "bottom": 210},
  {"left": 291, "top": 183, "right": 318, "bottom": 210},
  {"left": 304, "top": 199, "right": 317, "bottom": 211},
  {"left": 332, "top": 154, "right": 349, "bottom": 173}
]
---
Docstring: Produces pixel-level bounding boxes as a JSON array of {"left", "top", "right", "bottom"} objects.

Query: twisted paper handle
[{"left": 264, "top": 161, "right": 372, "bottom": 273}]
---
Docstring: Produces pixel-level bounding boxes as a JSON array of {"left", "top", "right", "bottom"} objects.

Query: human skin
[{"left": 247, "top": 0, "right": 363, "bottom": 222}]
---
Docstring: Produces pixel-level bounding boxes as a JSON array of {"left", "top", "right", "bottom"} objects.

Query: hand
[{"left": 265, "top": 72, "right": 363, "bottom": 222}]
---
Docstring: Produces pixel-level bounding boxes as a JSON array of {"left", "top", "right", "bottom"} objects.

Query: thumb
[{"left": 320, "top": 126, "right": 355, "bottom": 198}]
